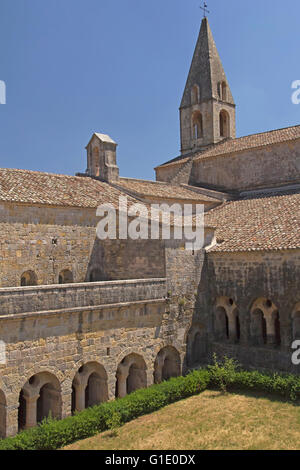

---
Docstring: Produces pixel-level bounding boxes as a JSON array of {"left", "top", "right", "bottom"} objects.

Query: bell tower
[
  {"left": 180, "top": 17, "right": 236, "bottom": 155},
  {"left": 86, "top": 133, "right": 119, "bottom": 182}
]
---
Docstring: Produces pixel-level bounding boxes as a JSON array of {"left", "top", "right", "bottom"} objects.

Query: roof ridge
[
  {"left": 206, "top": 189, "right": 300, "bottom": 213},
  {"left": 0, "top": 167, "right": 83, "bottom": 180},
  {"left": 195, "top": 124, "right": 300, "bottom": 160},
  {"left": 157, "top": 124, "right": 300, "bottom": 169},
  {"left": 221, "top": 124, "right": 300, "bottom": 144},
  {"left": 120, "top": 177, "right": 174, "bottom": 186}
]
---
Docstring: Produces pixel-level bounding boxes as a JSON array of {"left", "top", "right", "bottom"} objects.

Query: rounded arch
[
  {"left": 71, "top": 362, "right": 108, "bottom": 413},
  {"left": 215, "top": 297, "right": 240, "bottom": 343},
  {"left": 58, "top": 269, "right": 73, "bottom": 284},
  {"left": 18, "top": 371, "right": 61, "bottom": 431},
  {"left": 21, "top": 270, "right": 37, "bottom": 287},
  {"left": 219, "top": 110, "right": 230, "bottom": 137},
  {"left": 250, "top": 298, "right": 278, "bottom": 317},
  {"left": 250, "top": 298, "right": 280, "bottom": 347},
  {"left": 192, "top": 111, "right": 203, "bottom": 140},
  {"left": 186, "top": 324, "right": 206, "bottom": 367},
  {"left": 154, "top": 346, "right": 181, "bottom": 384},
  {"left": 116, "top": 353, "right": 147, "bottom": 398}
]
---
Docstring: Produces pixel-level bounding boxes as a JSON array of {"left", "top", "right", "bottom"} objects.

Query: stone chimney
[{"left": 86, "top": 133, "right": 119, "bottom": 182}]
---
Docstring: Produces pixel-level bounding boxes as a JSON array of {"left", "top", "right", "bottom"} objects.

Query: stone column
[
  {"left": 116, "top": 372, "right": 127, "bottom": 398},
  {"left": 74, "top": 384, "right": 86, "bottom": 412},
  {"left": 146, "top": 369, "right": 154, "bottom": 388},
  {"left": 266, "top": 317, "right": 276, "bottom": 346},
  {"left": 24, "top": 395, "right": 39, "bottom": 429},
  {"left": 46, "top": 388, "right": 61, "bottom": 419},
  {"left": 6, "top": 405, "right": 19, "bottom": 438},
  {"left": 89, "top": 376, "right": 103, "bottom": 406},
  {"left": 228, "top": 315, "right": 236, "bottom": 343}
]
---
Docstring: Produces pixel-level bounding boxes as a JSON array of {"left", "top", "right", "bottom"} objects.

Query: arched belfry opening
[
  {"left": 192, "top": 112, "right": 203, "bottom": 140},
  {"left": 220, "top": 110, "right": 230, "bottom": 138}
]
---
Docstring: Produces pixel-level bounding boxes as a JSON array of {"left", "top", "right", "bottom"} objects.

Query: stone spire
[{"left": 180, "top": 17, "right": 236, "bottom": 155}]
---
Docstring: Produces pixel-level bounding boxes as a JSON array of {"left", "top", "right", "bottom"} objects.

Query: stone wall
[
  {"left": 0, "top": 203, "right": 165, "bottom": 287},
  {"left": 0, "top": 294, "right": 167, "bottom": 436},
  {"left": 1, "top": 198, "right": 299, "bottom": 438},
  {"left": 191, "top": 139, "right": 300, "bottom": 191},
  {"left": 156, "top": 139, "right": 300, "bottom": 191},
  {"left": 0, "top": 239, "right": 205, "bottom": 437},
  {"left": 190, "top": 249, "right": 300, "bottom": 374},
  {"left": 155, "top": 162, "right": 188, "bottom": 184}
]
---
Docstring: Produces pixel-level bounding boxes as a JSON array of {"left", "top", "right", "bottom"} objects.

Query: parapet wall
[{"left": 0, "top": 278, "right": 167, "bottom": 316}]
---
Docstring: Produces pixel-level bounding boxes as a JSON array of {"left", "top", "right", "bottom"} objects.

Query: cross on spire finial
[{"left": 200, "top": 1, "right": 210, "bottom": 18}]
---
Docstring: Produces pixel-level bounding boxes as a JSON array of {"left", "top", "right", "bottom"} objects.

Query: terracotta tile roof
[
  {"left": 155, "top": 156, "right": 190, "bottom": 169},
  {"left": 195, "top": 125, "right": 300, "bottom": 162},
  {"left": 0, "top": 168, "right": 139, "bottom": 209},
  {"left": 117, "top": 178, "right": 219, "bottom": 203},
  {"left": 157, "top": 125, "right": 300, "bottom": 168},
  {"left": 205, "top": 190, "right": 300, "bottom": 252}
]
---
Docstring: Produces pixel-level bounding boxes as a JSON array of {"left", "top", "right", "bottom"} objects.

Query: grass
[{"left": 64, "top": 390, "right": 300, "bottom": 450}]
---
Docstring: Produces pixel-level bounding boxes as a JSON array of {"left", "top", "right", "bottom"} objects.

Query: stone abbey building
[{"left": 0, "top": 17, "right": 299, "bottom": 437}]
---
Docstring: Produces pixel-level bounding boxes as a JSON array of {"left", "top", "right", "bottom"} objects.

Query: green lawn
[{"left": 64, "top": 390, "right": 300, "bottom": 450}]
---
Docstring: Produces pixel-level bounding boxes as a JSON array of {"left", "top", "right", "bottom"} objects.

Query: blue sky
[{"left": 0, "top": 0, "right": 299, "bottom": 180}]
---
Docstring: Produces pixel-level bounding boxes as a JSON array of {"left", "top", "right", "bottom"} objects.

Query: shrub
[
  {"left": 207, "top": 354, "right": 300, "bottom": 402},
  {"left": 207, "top": 354, "right": 240, "bottom": 394},
  {"left": 106, "top": 411, "right": 122, "bottom": 436},
  {"left": 228, "top": 369, "right": 300, "bottom": 401}
]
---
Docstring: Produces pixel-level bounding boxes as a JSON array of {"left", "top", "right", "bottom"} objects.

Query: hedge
[
  {"left": 1, "top": 361, "right": 300, "bottom": 450},
  {"left": 0, "top": 369, "right": 210, "bottom": 450},
  {"left": 207, "top": 355, "right": 300, "bottom": 402}
]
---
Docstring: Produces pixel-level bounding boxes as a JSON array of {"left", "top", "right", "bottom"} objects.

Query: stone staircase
[{"left": 168, "top": 157, "right": 194, "bottom": 185}]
